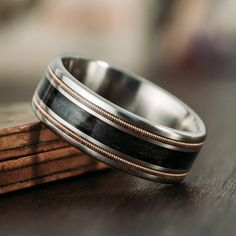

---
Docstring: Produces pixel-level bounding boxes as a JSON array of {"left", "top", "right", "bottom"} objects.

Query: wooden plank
[
  {"left": 0, "top": 139, "right": 70, "bottom": 161},
  {"left": 0, "top": 161, "right": 106, "bottom": 194},
  {"left": 0, "top": 103, "right": 59, "bottom": 151},
  {"left": 0, "top": 103, "right": 108, "bottom": 194},
  {"left": 0, "top": 128, "right": 60, "bottom": 151},
  {"left": 0, "top": 146, "right": 81, "bottom": 171},
  {"left": 0, "top": 103, "right": 36, "bottom": 132},
  {"left": 0, "top": 153, "right": 100, "bottom": 186}
]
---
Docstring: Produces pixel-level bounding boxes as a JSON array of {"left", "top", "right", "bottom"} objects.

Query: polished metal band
[{"left": 32, "top": 54, "right": 206, "bottom": 183}]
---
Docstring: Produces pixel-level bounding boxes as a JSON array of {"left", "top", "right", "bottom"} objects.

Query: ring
[{"left": 32, "top": 54, "right": 206, "bottom": 183}]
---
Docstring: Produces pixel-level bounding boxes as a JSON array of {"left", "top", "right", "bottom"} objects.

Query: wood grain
[
  {"left": 0, "top": 128, "right": 60, "bottom": 151},
  {"left": 0, "top": 161, "right": 106, "bottom": 194},
  {"left": 0, "top": 103, "right": 60, "bottom": 151},
  {"left": 0, "top": 146, "right": 82, "bottom": 172},
  {"left": 0, "top": 154, "right": 105, "bottom": 188},
  {"left": 0, "top": 103, "right": 108, "bottom": 194},
  {"left": 0, "top": 140, "right": 69, "bottom": 161}
]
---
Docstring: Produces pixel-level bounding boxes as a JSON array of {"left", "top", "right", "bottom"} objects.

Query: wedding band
[{"left": 32, "top": 54, "right": 206, "bottom": 183}]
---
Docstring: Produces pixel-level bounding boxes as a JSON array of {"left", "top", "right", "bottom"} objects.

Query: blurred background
[{"left": 0, "top": 0, "right": 236, "bottom": 104}]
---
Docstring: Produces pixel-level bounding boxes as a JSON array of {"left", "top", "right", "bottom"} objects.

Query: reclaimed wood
[
  {"left": 0, "top": 128, "right": 60, "bottom": 151},
  {"left": 0, "top": 140, "right": 69, "bottom": 161},
  {"left": 1, "top": 154, "right": 97, "bottom": 185},
  {"left": 0, "top": 103, "right": 108, "bottom": 194},
  {"left": 0, "top": 161, "right": 106, "bottom": 194},
  {"left": 0, "top": 146, "right": 84, "bottom": 172}
]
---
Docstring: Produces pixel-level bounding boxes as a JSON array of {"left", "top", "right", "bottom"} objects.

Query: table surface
[{"left": 0, "top": 70, "right": 236, "bottom": 236}]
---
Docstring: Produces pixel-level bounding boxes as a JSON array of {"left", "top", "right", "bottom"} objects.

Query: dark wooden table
[{"left": 0, "top": 70, "right": 236, "bottom": 236}]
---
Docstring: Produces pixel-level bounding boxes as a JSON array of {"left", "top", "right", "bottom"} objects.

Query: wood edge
[{"left": 0, "top": 162, "right": 107, "bottom": 195}]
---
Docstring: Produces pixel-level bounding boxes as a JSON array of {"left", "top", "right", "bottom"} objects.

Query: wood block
[
  {"left": 0, "top": 140, "right": 70, "bottom": 161},
  {"left": 0, "top": 103, "right": 108, "bottom": 194},
  {"left": 0, "top": 103, "right": 59, "bottom": 151}
]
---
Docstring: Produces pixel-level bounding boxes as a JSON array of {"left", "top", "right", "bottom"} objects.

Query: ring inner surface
[{"left": 62, "top": 57, "right": 200, "bottom": 133}]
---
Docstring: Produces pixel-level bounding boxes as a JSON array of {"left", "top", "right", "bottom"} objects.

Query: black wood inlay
[{"left": 36, "top": 77, "right": 198, "bottom": 170}]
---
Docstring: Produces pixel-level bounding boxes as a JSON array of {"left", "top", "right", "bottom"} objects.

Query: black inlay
[{"left": 36, "top": 77, "right": 198, "bottom": 170}]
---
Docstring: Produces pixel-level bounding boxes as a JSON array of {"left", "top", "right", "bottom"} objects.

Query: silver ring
[{"left": 32, "top": 54, "right": 206, "bottom": 183}]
